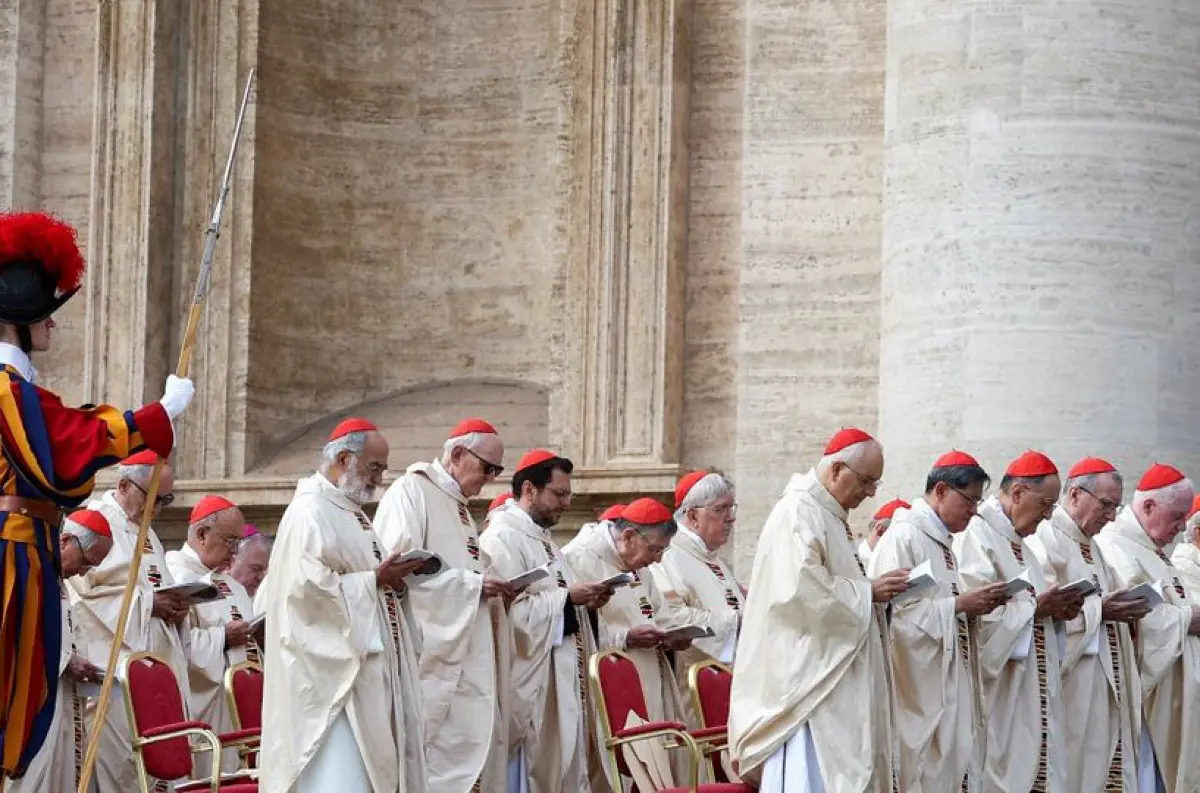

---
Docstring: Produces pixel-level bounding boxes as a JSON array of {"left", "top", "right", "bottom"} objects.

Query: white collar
[
  {"left": 429, "top": 458, "right": 464, "bottom": 499},
  {"left": 676, "top": 522, "right": 713, "bottom": 555},
  {"left": 913, "top": 499, "right": 952, "bottom": 543},
  {"left": 0, "top": 342, "right": 37, "bottom": 383}
]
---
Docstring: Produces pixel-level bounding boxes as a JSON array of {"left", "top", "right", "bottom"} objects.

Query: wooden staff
[{"left": 76, "top": 68, "right": 256, "bottom": 793}]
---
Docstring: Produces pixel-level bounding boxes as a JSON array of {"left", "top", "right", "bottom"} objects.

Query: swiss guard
[{"left": 0, "top": 212, "right": 194, "bottom": 782}]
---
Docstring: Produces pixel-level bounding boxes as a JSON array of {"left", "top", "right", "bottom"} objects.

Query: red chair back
[
  {"left": 229, "top": 664, "right": 264, "bottom": 730},
  {"left": 125, "top": 654, "right": 193, "bottom": 781},
  {"left": 594, "top": 651, "right": 651, "bottom": 737},
  {"left": 694, "top": 663, "right": 732, "bottom": 728}
]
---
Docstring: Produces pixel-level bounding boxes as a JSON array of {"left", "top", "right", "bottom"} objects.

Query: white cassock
[
  {"left": 1025, "top": 506, "right": 1143, "bottom": 793},
  {"left": 1172, "top": 541, "right": 1200, "bottom": 604},
  {"left": 648, "top": 523, "right": 744, "bottom": 678},
  {"left": 867, "top": 501, "right": 984, "bottom": 793},
  {"left": 372, "top": 460, "right": 508, "bottom": 793},
  {"left": 953, "top": 497, "right": 1067, "bottom": 793},
  {"left": 564, "top": 521, "right": 689, "bottom": 787},
  {"left": 68, "top": 490, "right": 190, "bottom": 793},
  {"left": 254, "top": 472, "right": 427, "bottom": 793},
  {"left": 727, "top": 470, "right": 894, "bottom": 793},
  {"left": 1098, "top": 509, "right": 1200, "bottom": 793},
  {"left": 857, "top": 539, "right": 873, "bottom": 567},
  {"left": 165, "top": 543, "right": 260, "bottom": 777},
  {"left": 478, "top": 501, "right": 595, "bottom": 793},
  {"left": 9, "top": 585, "right": 87, "bottom": 793}
]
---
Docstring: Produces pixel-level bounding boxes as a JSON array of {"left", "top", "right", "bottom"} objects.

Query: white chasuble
[
  {"left": 478, "top": 501, "right": 595, "bottom": 793},
  {"left": 564, "top": 521, "right": 689, "bottom": 788},
  {"left": 68, "top": 489, "right": 190, "bottom": 792},
  {"left": 373, "top": 461, "right": 508, "bottom": 793},
  {"left": 1097, "top": 510, "right": 1200, "bottom": 793},
  {"left": 953, "top": 498, "right": 1067, "bottom": 793},
  {"left": 867, "top": 501, "right": 984, "bottom": 793},
  {"left": 727, "top": 470, "right": 894, "bottom": 792},
  {"left": 1171, "top": 542, "right": 1200, "bottom": 605},
  {"left": 254, "top": 473, "right": 427, "bottom": 793},
  {"left": 1026, "top": 507, "right": 1141, "bottom": 793},
  {"left": 9, "top": 586, "right": 86, "bottom": 793},
  {"left": 648, "top": 524, "right": 743, "bottom": 679},
  {"left": 165, "top": 543, "right": 260, "bottom": 776}
]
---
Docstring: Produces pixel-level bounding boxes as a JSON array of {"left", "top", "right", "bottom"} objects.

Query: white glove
[{"left": 159, "top": 375, "right": 195, "bottom": 419}]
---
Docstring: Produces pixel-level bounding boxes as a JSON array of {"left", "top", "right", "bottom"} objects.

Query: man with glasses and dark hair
[
  {"left": 481, "top": 448, "right": 615, "bottom": 793},
  {"left": 869, "top": 450, "right": 1009, "bottom": 793},
  {"left": 1025, "top": 457, "right": 1149, "bottom": 793},
  {"left": 373, "top": 418, "right": 516, "bottom": 793},
  {"left": 955, "top": 450, "right": 1086, "bottom": 793},
  {"left": 166, "top": 494, "right": 258, "bottom": 777},
  {"left": 67, "top": 450, "right": 192, "bottom": 792}
]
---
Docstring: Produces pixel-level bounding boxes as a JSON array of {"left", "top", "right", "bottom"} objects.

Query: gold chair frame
[
  {"left": 223, "top": 660, "right": 263, "bottom": 768},
  {"left": 686, "top": 659, "right": 733, "bottom": 778}
]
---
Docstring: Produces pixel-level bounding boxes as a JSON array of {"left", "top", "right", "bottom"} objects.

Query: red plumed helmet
[{"left": 0, "top": 212, "right": 87, "bottom": 324}]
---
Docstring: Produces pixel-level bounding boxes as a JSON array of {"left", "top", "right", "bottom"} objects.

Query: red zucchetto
[
  {"left": 823, "top": 428, "right": 874, "bottom": 455},
  {"left": 1005, "top": 451, "right": 1058, "bottom": 478}
]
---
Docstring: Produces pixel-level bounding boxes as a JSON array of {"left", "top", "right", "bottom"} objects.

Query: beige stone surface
[{"left": 2, "top": 0, "right": 1198, "bottom": 569}]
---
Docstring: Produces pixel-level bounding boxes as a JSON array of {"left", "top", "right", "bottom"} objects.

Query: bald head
[{"left": 817, "top": 440, "right": 883, "bottom": 512}]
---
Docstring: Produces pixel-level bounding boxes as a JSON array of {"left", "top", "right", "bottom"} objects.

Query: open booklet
[
  {"left": 1124, "top": 580, "right": 1165, "bottom": 608},
  {"left": 662, "top": 624, "right": 715, "bottom": 641},
  {"left": 395, "top": 549, "right": 448, "bottom": 579},
  {"left": 600, "top": 572, "right": 635, "bottom": 589},
  {"left": 507, "top": 565, "right": 551, "bottom": 590},
  {"left": 156, "top": 577, "right": 223, "bottom": 604},
  {"left": 245, "top": 613, "right": 266, "bottom": 631},
  {"left": 1002, "top": 568, "right": 1035, "bottom": 597},
  {"left": 1059, "top": 578, "right": 1098, "bottom": 598}
]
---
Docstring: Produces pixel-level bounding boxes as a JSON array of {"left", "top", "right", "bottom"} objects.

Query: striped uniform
[{"left": 0, "top": 365, "right": 172, "bottom": 779}]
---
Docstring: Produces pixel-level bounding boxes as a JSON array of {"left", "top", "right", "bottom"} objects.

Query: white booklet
[
  {"left": 662, "top": 624, "right": 715, "bottom": 641},
  {"left": 396, "top": 549, "right": 447, "bottom": 579},
  {"left": 1060, "top": 578, "right": 1098, "bottom": 597},
  {"left": 245, "top": 613, "right": 266, "bottom": 631},
  {"left": 157, "top": 577, "right": 222, "bottom": 603},
  {"left": 600, "top": 572, "right": 635, "bottom": 589},
  {"left": 507, "top": 565, "right": 551, "bottom": 590},
  {"left": 1125, "top": 580, "right": 1165, "bottom": 608},
  {"left": 1002, "top": 568, "right": 1034, "bottom": 597}
]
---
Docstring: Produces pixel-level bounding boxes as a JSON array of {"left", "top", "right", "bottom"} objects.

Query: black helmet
[{"left": 0, "top": 212, "right": 86, "bottom": 325}]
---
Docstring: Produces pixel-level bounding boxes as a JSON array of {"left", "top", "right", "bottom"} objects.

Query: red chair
[
  {"left": 224, "top": 661, "right": 263, "bottom": 768},
  {"left": 122, "top": 652, "right": 260, "bottom": 793},
  {"left": 687, "top": 660, "right": 734, "bottom": 782},
  {"left": 589, "top": 649, "right": 751, "bottom": 793}
]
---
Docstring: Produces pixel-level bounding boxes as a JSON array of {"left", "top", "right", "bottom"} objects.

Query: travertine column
[
  {"left": 0, "top": 0, "right": 44, "bottom": 208},
  {"left": 879, "top": 0, "right": 1200, "bottom": 492},
  {"left": 559, "top": 0, "right": 691, "bottom": 480},
  {"left": 84, "top": 0, "right": 181, "bottom": 414}
]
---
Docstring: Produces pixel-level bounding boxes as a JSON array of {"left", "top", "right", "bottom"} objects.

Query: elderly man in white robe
[
  {"left": 1097, "top": 463, "right": 1200, "bottom": 793},
  {"left": 1025, "top": 457, "right": 1151, "bottom": 793},
  {"left": 479, "top": 449, "right": 615, "bottom": 793},
  {"left": 373, "top": 417, "right": 516, "bottom": 793},
  {"left": 649, "top": 471, "right": 743, "bottom": 679},
  {"left": 68, "top": 450, "right": 193, "bottom": 793},
  {"left": 227, "top": 531, "right": 272, "bottom": 599},
  {"left": 1172, "top": 494, "right": 1200, "bottom": 601},
  {"left": 165, "top": 495, "right": 257, "bottom": 776},
  {"left": 869, "top": 450, "right": 1009, "bottom": 793},
  {"left": 728, "top": 427, "right": 909, "bottom": 793},
  {"left": 859, "top": 498, "right": 908, "bottom": 564},
  {"left": 255, "top": 418, "right": 429, "bottom": 793},
  {"left": 10, "top": 510, "right": 111, "bottom": 793},
  {"left": 954, "top": 450, "right": 1085, "bottom": 793}
]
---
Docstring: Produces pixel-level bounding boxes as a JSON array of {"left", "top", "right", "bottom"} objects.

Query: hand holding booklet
[
  {"left": 156, "top": 577, "right": 222, "bottom": 604},
  {"left": 600, "top": 572, "right": 635, "bottom": 589},
  {"left": 1002, "top": 569, "right": 1034, "bottom": 597},
  {"left": 395, "top": 549, "right": 447, "bottom": 579},
  {"left": 1059, "top": 578, "right": 1098, "bottom": 598},
  {"left": 1123, "top": 581, "right": 1164, "bottom": 608},
  {"left": 507, "top": 565, "right": 551, "bottom": 590},
  {"left": 662, "top": 624, "right": 715, "bottom": 641}
]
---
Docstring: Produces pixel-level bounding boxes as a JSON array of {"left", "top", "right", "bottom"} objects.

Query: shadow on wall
[{"left": 249, "top": 379, "right": 549, "bottom": 477}]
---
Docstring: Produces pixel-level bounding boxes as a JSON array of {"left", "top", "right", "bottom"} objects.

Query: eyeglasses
[
  {"left": 128, "top": 480, "right": 175, "bottom": 508},
  {"left": 842, "top": 463, "right": 882, "bottom": 490},
  {"left": 950, "top": 487, "right": 985, "bottom": 507},
  {"left": 466, "top": 448, "right": 504, "bottom": 478},
  {"left": 543, "top": 484, "right": 572, "bottom": 503},
  {"left": 1076, "top": 486, "right": 1120, "bottom": 513},
  {"left": 702, "top": 502, "right": 738, "bottom": 519}
]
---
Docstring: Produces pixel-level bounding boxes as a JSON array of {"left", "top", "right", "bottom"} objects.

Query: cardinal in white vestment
[
  {"left": 1097, "top": 463, "right": 1200, "bottom": 793},
  {"left": 165, "top": 495, "right": 259, "bottom": 777},
  {"left": 1171, "top": 495, "right": 1200, "bottom": 602},
  {"left": 859, "top": 498, "right": 908, "bottom": 567},
  {"left": 478, "top": 449, "right": 615, "bottom": 793},
  {"left": 649, "top": 472, "right": 744, "bottom": 680},
  {"left": 953, "top": 450, "right": 1083, "bottom": 793},
  {"left": 868, "top": 451, "right": 1008, "bottom": 793},
  {"left": 728, "top": 427, "right": 906, "bottom": 793},
  {"left": 373, "top": 417, "right": 517, "bottom": 793},
  {"left": 564, "top": 498, "right": 693, "bottom": 788},
  {"left": 68, "top": 452, "right": 192, "bottom": 793},
  {"left": 9, "top": 510, "right": 112, "bottom": 793},
  {"left": 1025, "top": 457, "right": 1150, "bottom": 793},
  {"left": 254, "top": 418, "right": 429, "bottom": 793}
]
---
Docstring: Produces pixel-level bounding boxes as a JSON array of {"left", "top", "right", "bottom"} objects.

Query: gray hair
[
  {"left": 239, "top": 532, "right": 274, "bottom": 554},
  {"left": 1132, "top": 479, "right": 1194, "bottom": 512},
  {"left": 187, "top": 512, "right": 220, "bottom": 537},
  {"left": 116, "top": 463, "right": 155, "bottom": 488},
  {"left": 439, "top": 431, "right": 494, "bottom": 466},
  {"left": 815, "top": 439, "right": 881, "bottom": 478},
  {"left": 674, "top": 473, "right": 735, "bottom": 525},
  {"left": 63, "top": 517, "right": 108, "bottom": 552},
  {"left": 612, "top": 517, "right": 678, "bottom": 540},
  {"left": 1061, "top": 471, "right": 1124, "bottom": 505},
  {"left": 320, "top": 431, "right": 369, "bottom": 473}
]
